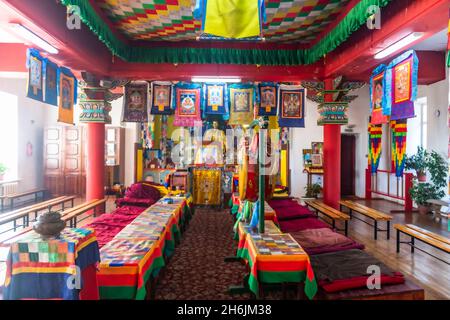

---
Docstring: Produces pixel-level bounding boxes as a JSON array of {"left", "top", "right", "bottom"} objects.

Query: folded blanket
[
  {"left": 279, "top": 217, "right": 330, "bottom": 233},
  {"left": 310, "top": 249, "right": 404, "bottom": 292}
]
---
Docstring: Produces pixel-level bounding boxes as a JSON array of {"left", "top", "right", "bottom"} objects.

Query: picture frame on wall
[
  {"left": 311, "top": 153, "right": 323, "bottom": 167},
  {"left": 311, "top": 142, "right": 324, "bottom": 156},
  {"left": 303, "top": 149, "right": 313, "bottom": 168}
]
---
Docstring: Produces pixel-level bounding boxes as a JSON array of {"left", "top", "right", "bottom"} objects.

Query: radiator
[{"left": 1, "top": 182, "right": 18, "bottom": 196}]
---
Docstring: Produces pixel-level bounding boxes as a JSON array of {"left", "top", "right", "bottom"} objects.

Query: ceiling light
[
  {"left": 191, "top": 77, "right": 241, "bottom": 83},
  {"left": 374, "top": 32, "right": 424, "bottom": 60},
  {"left": 9, "top": 23, "right": 59, "bottom": 54}
]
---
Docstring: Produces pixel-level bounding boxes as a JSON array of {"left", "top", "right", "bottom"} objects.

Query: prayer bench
[
  {"left": 339, "top": 200, "right": 392, "bottom": 240},
  {"left": 394, "top": 224, "right": 450, "bottom": 265},
  {"left": 0, "top": 188, "right": 47, "bottom": 211},
  {"left": 304, "top": 200, "right": 350, "bottom": 236}
]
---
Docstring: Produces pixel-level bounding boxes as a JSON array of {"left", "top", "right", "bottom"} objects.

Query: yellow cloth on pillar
[
  {"left": 238, "top": 139, "right": 248, "bottom": 200},
  {"left": 203, "top": 0, "right": 261, "bottom": 39}
]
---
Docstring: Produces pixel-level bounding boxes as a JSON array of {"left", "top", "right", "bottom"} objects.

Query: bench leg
[
  {"left": 1, "top": 198, "right": 3, "bottom": 211},
  {"left": 396, "top": 229, "right": 400, "bottom": 252},
  {"left": 349, "top": 209, "right": 352, "bottom": 219},
  {"left": 71, "top": 199, "right": 74, "bottom": 208},
  {"left": 387, "top": 221, "right": 390, "bottom": 240},
  {"left": 35, "top": 193, "right": 38, "bottom": 203},
  {"left": 374, "top": 220, "right": 378, "bottom": 240},
  {"left": 10, "top": 198, "right": 13, "bottom": 211},
  {"left": 62, "top": 202, "right": 65, "bottom": 211},
  {"left": 411, "top": 237, "right": 415, "bottom": 253},
  {"left": 332, "top": 219, "right": 336, "bottom": 229},
  {"left": 13, "top": 219, "right": 17, "bottom": 232},
  {"left": 344, "top": 220, "right": 348, "bottom": 236}
]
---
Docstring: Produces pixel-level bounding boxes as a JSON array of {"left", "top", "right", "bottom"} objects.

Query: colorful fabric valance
[
  {"left": 150, "top": 81, "right": 173, "bottom": 115},
  {"left": 123, "top": 82, "right": 149, "bottom": 122},
  {"left": 277, "top": 85, "right": 306, "bottom": 128},
  {"left": 258, "top": 83, "right": 278, "bottom": 116},
  {"left": 369, "top": 64, "right": 389, "bottom": 124},
  {"left": 368, "top": 124, "right": 382, "bottom": 174},
  {"left": 228, "top": 83, "right": 256, "bottom": 125},
  {"left": 384, "top": 50, "right": 418, "bottom": 120},
  {"left": 26, "top": 48, "right": 44, "bottom": 102},
  {"left": 173, "top": 82, "right": 203, "bottom": 127},
  {"left": 392, "top": 120, "right": 407, "bottom": 177},
  {"left": 58, "top": 67, "right": 77, "bottom": 125},
  {"left": 202, "top": 83, "right": 229, "bottom": 119}
]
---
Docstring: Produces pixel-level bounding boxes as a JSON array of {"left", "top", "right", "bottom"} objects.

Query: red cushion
[
  {"left": 319, "top": 273, "right": 405, "bottom": 293},
  {"left": 275, "top": 206, "right": 316, "bottom": 221},
  {"left": 279, "top": 217, "right": 330, "bottom": 232}
]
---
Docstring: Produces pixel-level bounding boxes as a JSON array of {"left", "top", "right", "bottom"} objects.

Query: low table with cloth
[{"left": 3, "top": 228, "right": 100, "bottom": 300}]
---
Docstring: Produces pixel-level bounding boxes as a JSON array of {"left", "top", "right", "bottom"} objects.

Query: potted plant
[
  {"left": 303, "top": 183, "right": 322, "bottom": 199},
  {"left": 405, "top": 146, "right": 428, "bottom": 182},
  {"left": 0, "top": 163, "right": 7, "bottom": 181},
  {"left": 408, "top": 150, "right": 447, "bottom": 214}
]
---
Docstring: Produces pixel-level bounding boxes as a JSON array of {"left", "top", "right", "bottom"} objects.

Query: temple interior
[{"left": 0, "top": 0, "right": 449, "bottom": 302}]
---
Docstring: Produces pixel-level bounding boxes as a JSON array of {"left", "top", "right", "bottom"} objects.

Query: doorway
[{"left": 341, "top": 134, "right": 356, "bottom": 196}]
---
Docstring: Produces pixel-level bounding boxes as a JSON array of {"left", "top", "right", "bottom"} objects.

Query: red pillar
[
  {"left": 86, "top": 123, "right": 105, "bottom": 213},
  {"left": 323, "top": 78, "right": 341, "bottom": 209}
]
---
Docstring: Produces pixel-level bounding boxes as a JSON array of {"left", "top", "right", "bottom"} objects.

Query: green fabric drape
[{"left": 61, "top": 0, "right": 391, "bottom": 66}]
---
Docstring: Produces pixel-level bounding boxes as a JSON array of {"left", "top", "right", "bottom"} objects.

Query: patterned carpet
[{"left": 154, "top": 207, "right": 251, "bottom": 300}]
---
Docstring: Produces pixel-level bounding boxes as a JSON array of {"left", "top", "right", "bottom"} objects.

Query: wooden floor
[
  {"left": 341, "top": 198, "right": 449, "bottom": 300},
  {"left": 1, "top": 196, "right": 449, "bottom": 300}
]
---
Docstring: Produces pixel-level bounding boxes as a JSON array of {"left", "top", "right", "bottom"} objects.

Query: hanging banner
[
  {"left": 258, "top": 83, "right": 278, "bottom": 116},
  {"left": 26, "top": 49, "right": 44, "bottom": 102},
  {"left": 173, "top": 82, "right": 202, "bottom": 127},
  {"left": 43, "top": 59, "right": 59, "bottom": 106},
  {"left": 150, "top": 81, "right": 173, "bottom": 115},
  {"left": 277, "top": 84, "right": 305, "bottom": 128},
  {"left": 122, "top": 82, "right": 149, "bottom": 122},
  {"left": 385, "top": 50, "right": 418, "bottom": 120},
  {"left": 368, "top": 124, "right": 382, "bottom": 174},
  {"left": 369, "top": 65, "right": 389, "bottom": 124},
  {"left": 392, "top": 120, "right": 407, "bottom": 177},
  {"left": 228, "top": 83, "right": 255, "bottom": 125},
  {"left": 195, "top": 0, "right": 265, "bottom": 39},
  {"left": 58, "top": 68, "right": 76, "bottom": 125},
  {"left": 203, "top": 83, "right": 229, "bottom": 118}
]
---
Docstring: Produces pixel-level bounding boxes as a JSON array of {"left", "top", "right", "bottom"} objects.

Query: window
[
  {"left": 0, "top": 91, "right": 18, "bottom": 180},
  {"left": 406, "top": 97, "right": 427, "bottom": 155}
]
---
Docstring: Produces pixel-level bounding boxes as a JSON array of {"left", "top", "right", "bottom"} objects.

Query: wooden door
[
  {"left": 44, "top": 127, "right": 64, "bottom": 196},
  {"left": 63, "top": 126, "right": 83, "bottom": 196},
  {"left": 341, "top": 134, "right": 356, "bottom": 196}
]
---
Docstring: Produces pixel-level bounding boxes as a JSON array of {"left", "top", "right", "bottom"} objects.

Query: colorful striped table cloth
[
  {"left": 97, "top": 196, "right": 188, "bottom": 299},
  {"left": 3, "top": 228, "right": 100, "bottom": 300},
  {"left": 237, "top": 233, "right": 318, "bottom": 300},
  {"left": 236, "top": 220, "right": 282, "bottom": 257}
]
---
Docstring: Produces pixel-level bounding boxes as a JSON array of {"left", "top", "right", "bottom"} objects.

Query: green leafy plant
[
  {"left": 404, "top": 146, "right": 428, "bottom": 177},
  {"left": 408, "top": 150, "right": 447, "bottom": 206},
  {"left": 304, "top": 183, "right": 322, "bottom": 198},
  {"left": 0, "top": 163, "right": 7, "bottom": 175}
]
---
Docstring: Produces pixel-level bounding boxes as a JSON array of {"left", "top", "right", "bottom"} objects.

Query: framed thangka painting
[
  {"left": 204, "top": 83, "right": 228, "bottom": 117},
  {"left": 228, "top": 83, "right": 255, "bottom": 125},
  {"left": 173, "top": 82, "right": 202, "bottom": 127},
  {"left": 26, "top": 49, "right": 43, "bottom": 102},
  {"left": 258, "top": 83, "right": 278, "bottom": 116},
  {"left": 278, "top": 84, "right": 305, "bottom": 127},
  {"left": 151, "top": 82, "right": 173, "bottom": 115},
  {"left": 58, "top": 70, "right": 75, "bottom": 124},
  {"left": 369, "top": 65, "right": 389, "bottom": 124},
  {"left": 385, "top": 50, "right": 418, "bottom": 120},
  {"left": 123, "top": 82, "right": 149, "bottom": 122}
]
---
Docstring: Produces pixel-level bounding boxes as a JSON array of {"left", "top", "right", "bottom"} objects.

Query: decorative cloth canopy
[{"left": 277, "top": 84, "right": 305, "bottom": 128}]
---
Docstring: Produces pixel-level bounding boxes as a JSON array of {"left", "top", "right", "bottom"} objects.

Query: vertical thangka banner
[
  {"left": 43, "top": 58, "right": 58, "bottom": 106},
  {"left": 384, "top": 50, "right": 418, "bottom": 120},
  {"left": 368, "top": 124, "right": 382, "bottom": 174},
  {"left": 369, "top": 65, "right": 389, "bottom": 124},
  {"left": 26, "top": 48, "right": 44, "bottom": 102},
  {"left": 228, "top": 83, "right": 256, "bottom": 125},
  {"left": 258, "top": 83, "right": 278, "bottom": 116},
  {"left": 173, "top": 82, "right": 202, "bottom": 127},
  {"left": 203, "top": 83, "right": 229, "bottom": 119},
  {"left": 392, "top": 120, "right": 407, "bottom": 178},
  {"left": 123, "top": 82, "right": 149, "bottom": 122},
  {"left": 277, "top": 84, "right": 305, "bottom": 128},
  {"left": 150, "top": 81, "right": 173, "bottom": 115},
  {"left": 58, "top": 67, "right": 77, "bottom": 124}
]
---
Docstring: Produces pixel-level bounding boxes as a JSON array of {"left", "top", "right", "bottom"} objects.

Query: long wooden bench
[
  {"left": 0, "top": 199, "right": 106, "bottom": 247},
  {"left": 0, "top": 196, "right": 76, "bottom": 233},
  {"left": 339, "top": 200, "right": 392, "bottom": 240},
  {"left": 394, "top": 224, "right": 450, "bottom": 264},
  {"left": 304, "top": 200, "right": 350, "bottom": 236},
  {"left": 0, "top": 188, "right": 47, "bottom": 211}
]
